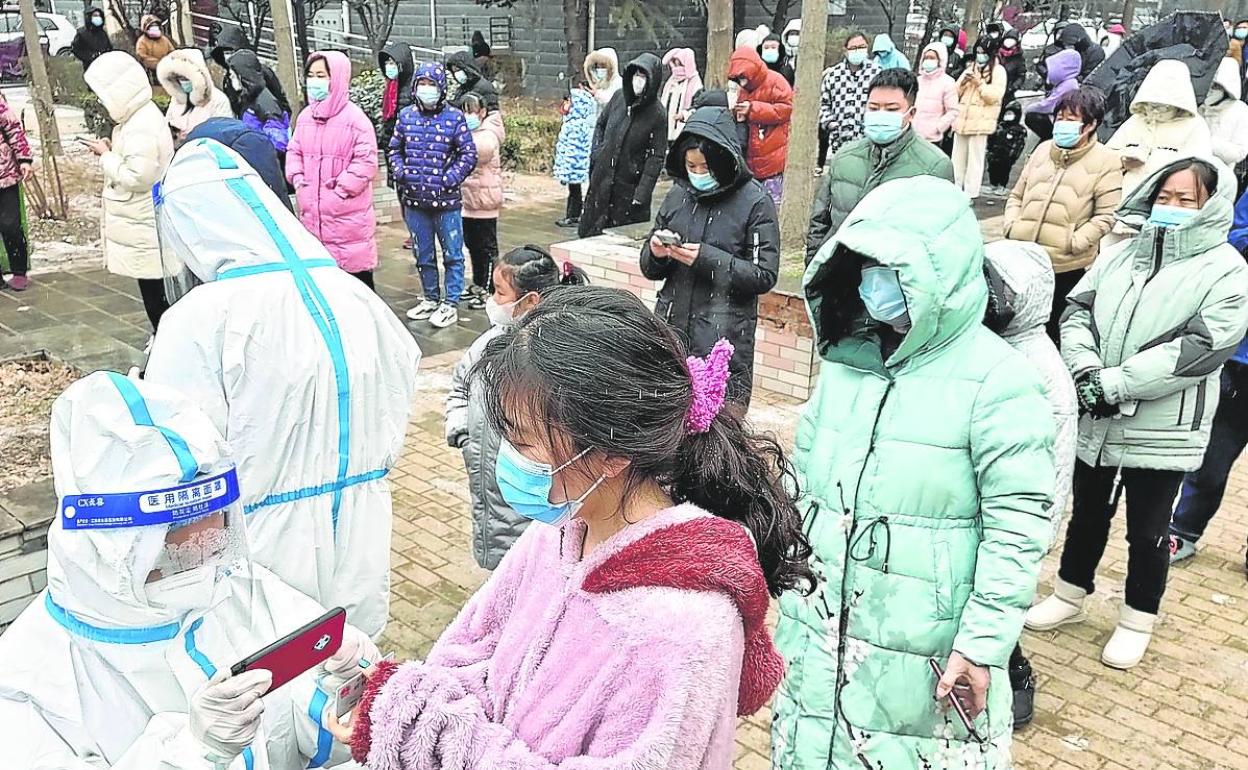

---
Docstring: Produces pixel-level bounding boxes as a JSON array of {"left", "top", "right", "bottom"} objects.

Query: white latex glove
[
  {"left": 320, "top": 623, "right": 380, "bottom": 690},
  {"left": 189, "top": 669, "right": 272, "bottom": 763}
]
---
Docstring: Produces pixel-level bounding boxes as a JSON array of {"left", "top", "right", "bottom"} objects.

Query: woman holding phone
[{"left": 640, "top": 105, "right": 780, "bottom": 407}]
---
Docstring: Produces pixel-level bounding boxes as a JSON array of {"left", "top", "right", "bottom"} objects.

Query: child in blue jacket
[
  {"left": 553, "top": 84, "right": 597, "bottom": 228},
  {"left": 390, "top": 61, "right": 478, "bottom": 328}
]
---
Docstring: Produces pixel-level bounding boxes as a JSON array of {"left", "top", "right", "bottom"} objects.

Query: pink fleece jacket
[
  {"left": 913, "top": 42, "right": 960, "bottom": 142},
  {"left": 286, "top": 50, "right": 379, "bottom": 273},
  {"left": 462, "top": 111, "right": 505, "bottom": 219},
  {"left": 351, "top": 504, "right": 782, "bottom": 770}
]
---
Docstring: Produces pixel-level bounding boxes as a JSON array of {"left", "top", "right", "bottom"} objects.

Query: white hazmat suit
[
  {"left": 0, "top": 372, "right": 354, "bottom": 769},
  {"left": 146, "top": 139, "right": 422, "bottom": 637}
]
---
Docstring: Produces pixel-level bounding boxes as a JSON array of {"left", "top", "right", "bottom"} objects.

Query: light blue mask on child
[
  {"left": 466, "top": 114, "right": 482, "bottom": 131},
  {"left": 384, "top": 63, "right": 399, "bottom": 80},
  {"left": 416, "top": 84, "right": 440, "bottom": 106},
  {"left": 1147, "top": 204, "right": 1198, "bottom": 229},
  {"left": 688, "top": 171, "right": 718, "bottom": 192},
  {"left": 179, "top": 80, "right": 194, "bottom": 94},
  {"left": 859, "top": 266, "right": 908, "bottom": 323},
  {"left": 495, "top": 440, "right": 607, "bottom": 526}
]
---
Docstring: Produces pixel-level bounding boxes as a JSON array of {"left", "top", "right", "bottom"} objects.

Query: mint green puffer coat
[{"left": 772, "top": 177, "right": 1055, "bottom": 770}]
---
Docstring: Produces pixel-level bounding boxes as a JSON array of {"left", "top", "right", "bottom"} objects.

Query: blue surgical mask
[
  {"left": 846, "top": 49, "right": 868, "bottom": 67},
  {"left": 453, "top": 70, "right": 469, "bottom": 85},
  {"left": 1148, "top": 204, "right": 1198, "bottom": 229},
  {"left": 1237, "top": 28, "right": 1248, "bottom": 40},
  {"left": 91, "top": 15, "right": 103, "bottom": 27},
  {"left": 976, "top": 53, "right": 990, "bottom": 65},
  {"left": 940, "top": 35, "right": 954, "bottom": 46},
  {"left": 466, "top": 114, "right": 481, "bottom": 131},
  {"left": 762, "top": 49, "right": 780, "bottom": 64},
  {"left": 179, "top": 80, "right": 193, "bottom": 95},
  {"left": 921, "top": 59, "right": 939, "bottom": 73},
  {"left": 416, "top": 84, "right": 439, "bottom": 106},
  {"left": 383, "top": 63, "right": 399, "bottom": 80},
  {"left": 863, "top": 109, "right": 905, "bottom": 145},
  {"left": 688, "top": 170, "right": 718, "bottom": 192},
  {"left": 306, "top": 77, "right": 330, "bottom": 102},
  {"left": 1052, "top": 120, "right": 1084, "bottom": 149},
  {"left": 495, "top": 440, "right": 606, "bottom": 526},
  {"left": 859, "top": 266, "right": 908, "bottom": 323}
]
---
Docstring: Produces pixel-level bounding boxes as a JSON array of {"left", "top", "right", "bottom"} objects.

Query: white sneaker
[
  {"left": 406, "top": 299, "right": 438, "bottom": 321},
  {"left": 428, "top": 302, "right": 458, "bottom": 328},
  {"left": 1101, "top": 605, "right": 1156, "bottom": 670},
  {"left": 1024, "top": 577, "right": 1088, "bottom": 631}
]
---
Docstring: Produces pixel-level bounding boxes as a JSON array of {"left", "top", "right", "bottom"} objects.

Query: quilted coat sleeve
[
  {"left": 690, "top": 190, "right": 779, "bottom": 296},
  {"left": 1059, "top": 256, "right": 1109, "bottom": 377},
  {"left": 1069, "top": 159, "right": 1122, "bottom": 256},
  {"left": 100, "top": 128, "right": 161, "bottom": 193},
  {"left": 748, "top": 80, "right": 793, "bottom": 126},
  {"left": 444, "top": 114, "right": 479, "bottom": 189},
  {"left": 632, "top": 112, "right": 667, "bottom": 209},
  {"left": 0, "top": 105, "right": 31, "bottom": 164},
  {"left": 639, "top": 187, "right": 678, "bottom": 281},
  {"left": 1002, "top": 152, "right": 1032, "bottom": 234},
  {"left": 954, "top": 358, "right": 1054, "bottom": 668},
  {"left": 938, "top": 78, "right": 959, "bottom": 134},
  {"left": 445, "top": 338, "right": 481, "bottom": 447},
  {"left": 1099, "top": 258, "right": 1248, "bottom": 404},
  {"left": 387, "top": 111, "right": 407, "bottom": 182},
  {"left": 284, "top": 114, "right": 305, "bottom": 186},
  {"left": 1106, "top": 117, "right": 1147, "bottom": 166},
  {"left": 333, "top": 112, "right": 379, "bottom": 198},
  {"left": 805, "top": 169, "right": 835, "bottom": 264}
]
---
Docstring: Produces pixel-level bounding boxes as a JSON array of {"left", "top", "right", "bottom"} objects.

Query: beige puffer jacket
[
  {"left": 157, "top": 48, "right": 233, "bottom": 138},
  {"left": 953, "top": 62, "right": 1006, "bottom": 135},
  {"left": 1003, "top": 136, "right": 1123, "bottom": 273},
  {"left": 85, "top": 52, "right": 174, "bottom": 280}
]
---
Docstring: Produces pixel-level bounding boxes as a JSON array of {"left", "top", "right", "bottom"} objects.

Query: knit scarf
[{"left": 382, "top": 79, "right": 399, "bottom": 122}]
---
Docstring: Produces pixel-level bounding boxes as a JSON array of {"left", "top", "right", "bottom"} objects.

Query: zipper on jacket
[{"left": 1148, "top": 229, "right": 1164, "bottom": 282}]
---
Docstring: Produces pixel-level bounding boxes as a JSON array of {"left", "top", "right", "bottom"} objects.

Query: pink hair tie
[
  {"left": 561, "top": 261, "right": 574, "bottom": 278},
  {"left": 684, "top": 338, "right": 735, "bottom": 434}
]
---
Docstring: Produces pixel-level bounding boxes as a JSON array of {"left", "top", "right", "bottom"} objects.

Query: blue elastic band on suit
[
  {"left": 306, "top": 687, "right": 333, "bottom": 767},
  {"left": 185, "top": 618, "right": 257, "bottom": 769},
  {"left": 244, "top": 468, "right": 388, "bottom": 515},
  {"left": 106, "top": 372, "right": 199, "bottom": 483},
  {"left": 44, "top": 593, "right": 181, "bottom": 644},
  {"left": 200, "top": 141, "right": 354, "bottom": 536},
  {"left": 219, "top": 259, "right": 338, "bottom": 280}
]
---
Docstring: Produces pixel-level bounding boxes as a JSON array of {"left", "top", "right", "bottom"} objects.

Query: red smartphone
[
  {"left": 928, "top": 657, "right": 984, "bottom": 743},
  {"left": 231, "top": 607, "right": 346, "bottom": 694}
]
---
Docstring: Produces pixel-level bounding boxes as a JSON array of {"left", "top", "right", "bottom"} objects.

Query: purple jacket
[
  {"left": 387, "top": 61, "right": 478, "bottom": 211},
  {"left": 1025, "top": 49, "right": 1082, "bottom": 116},
  {"left": 241, "top": 109, "right": 291, "bottom": 153},
  {"left": 349, "top": 504, "right": 783, "bottom": 769}
]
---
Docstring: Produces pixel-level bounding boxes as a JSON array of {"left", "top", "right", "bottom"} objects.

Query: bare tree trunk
[
  {"left": 771, "top": 0, "right": 794, "bottom": 31},
  {"left": 707, "top": 0, "right": 733, "bottom": 88},
  {"left": 564, "top": 0, "right": 589, "bottom": 82},
  {"left": 19, "top": 0, "right": 60, "bottom": 157},
  {"left": 919, "top": 0, "right": 940, "bottom": 53},
  {"left": 269, "top": 0, "right": 303, "bottom": 118},
  {"left": 1121, "top": 0, "right": 1135, "bottom": 31},
  {"left": 778, "top": 0, "right": 827, "bottom": 251},
  {"left": 733, "top": 0, "right": 746, "bottom": 40},
  {"left": 962, "top": 0, "right": 983, "bottom": 41}
]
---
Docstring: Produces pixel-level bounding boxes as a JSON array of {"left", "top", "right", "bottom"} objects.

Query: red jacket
[{"left": 727, "top": 46, "right": 793, "bottom": 180}]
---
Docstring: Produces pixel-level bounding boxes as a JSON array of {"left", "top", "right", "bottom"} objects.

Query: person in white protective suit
[
  {"left": 145, "top": 138, "right": 422, "bottom": 638},
  {"left": 0, "top": 371, "right": 380, "bottom": 769}
]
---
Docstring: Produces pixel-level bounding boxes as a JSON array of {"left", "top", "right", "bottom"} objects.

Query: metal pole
[
  {"left": 587, "top": 0, "right": 595, "bottom": 53},
  {"left": 18, "top": 0, "right": 61, "bottom": 157},
  {"left": 268, "top": 0, "right": 304, "bottom": 117}
]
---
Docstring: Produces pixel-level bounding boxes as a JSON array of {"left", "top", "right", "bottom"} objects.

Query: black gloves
[{"left": 1076, "top": 370, "right": 1119, "bottom": 419}]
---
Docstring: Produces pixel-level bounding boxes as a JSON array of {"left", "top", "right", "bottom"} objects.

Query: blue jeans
[
  {"left": 1170, "top": 361, "right": 1248, "bottom": 542},
  {"left": 404, "top": 207, "right": 465, "bottom": 305}
]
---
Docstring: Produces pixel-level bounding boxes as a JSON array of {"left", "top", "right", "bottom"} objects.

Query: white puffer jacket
[
  {"left": 1199, "top": 57, "right": 1248, "bottom": 169},
  {"left": 984, "top": 240, "right": 1078, "bottom": 548},
  {"left": 157, "top": 48, "right": 233, "bottom": 137},
  {"left": 85, "top": 52, "right": 174, "bottom": 280}
]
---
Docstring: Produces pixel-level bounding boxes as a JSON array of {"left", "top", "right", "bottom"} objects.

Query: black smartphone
[
  {"left": 928, "top": 657, "right": 985, "bottom": 743},
  {"left": 656, "top": 230, "right": 683, "bottom": 247}
]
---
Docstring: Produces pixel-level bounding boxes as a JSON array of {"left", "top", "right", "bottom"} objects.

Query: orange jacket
[{"left": 727, "top": 46, "right": 793, "bottom": 180}]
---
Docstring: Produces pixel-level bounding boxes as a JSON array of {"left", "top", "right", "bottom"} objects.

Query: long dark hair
[
  {"left": 496, "top": 244, "right": 589, "bottom": 294},
  {"left": 470, "top": 286, "right": 815, "bottom": 597}
]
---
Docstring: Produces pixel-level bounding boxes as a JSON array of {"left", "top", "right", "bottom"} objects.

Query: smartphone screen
[{"left": 231, "top": 607, "right": 346, "bottom": 694}]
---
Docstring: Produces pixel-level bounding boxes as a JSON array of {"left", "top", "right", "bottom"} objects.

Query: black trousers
[
  {"left": 1058, "top": 460, "right": 1184, "bottom": 614},
  {"left": 463, "top": 217, "right": 498, "bottom": 290},
  {"left": 566, "top": 184, "right": 583, "bottom": 220},
  {"left": 1046, "top": 268, "right": 1084, "bottom": 346},
  {"left": 1025, "top": 112, "right": 1054, "bottom": 142},
  {"left": 817, "top": 127, "right": 830, "bottom": 167},
  {"left": 350, "top": 270, "right": 375, "bottom": 291},
  {"left": 136, "top": 278, "right": 169, "bottom": 331},
  {"left": 0, "top": 183, "right": 28, "bottom": 276}
]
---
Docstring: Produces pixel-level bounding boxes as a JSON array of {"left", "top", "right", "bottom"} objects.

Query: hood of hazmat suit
[
  {"left": 0, "top": 371, "right": 351, "bottom": 769},
  {"left": 145, "top": 138, "right": 422, "bottom": 637}
]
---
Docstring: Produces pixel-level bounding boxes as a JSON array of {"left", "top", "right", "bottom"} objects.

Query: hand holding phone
[
  {"left": 929, "top": 656, "right": 985, "bottom": 743},
  {"left": 231, "top": 607, "right": 346, "bottom": 695}
]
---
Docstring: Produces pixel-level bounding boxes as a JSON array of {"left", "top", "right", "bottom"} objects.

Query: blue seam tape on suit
[
  {"left": 244, "top": 468, "right": 388, "bottom": 515},
  {"left": 219, "top": 259, "right": 338, "bottom": 280},
  {"left": 184, "top": 618, "right": 257, "bottom": 769},
  {"left": 306, "top": 688, "right": 333, "bottom": 767},
  {"left": 106, "top": 372, "right": 199, "bottom": 483},
  {"left": 44, "top": 593, "right": 181, "bottom": 644}
]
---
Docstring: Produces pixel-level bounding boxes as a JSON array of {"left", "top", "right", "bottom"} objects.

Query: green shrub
[
  {"left": 501, "top": 113, "right": 561, "bottom": 175},
  {"left": 349, "top": 68, "right": 386, "bottom": 144}
]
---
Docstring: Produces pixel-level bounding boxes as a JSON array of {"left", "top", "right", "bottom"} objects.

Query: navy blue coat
[
  {"left": 186, "top": 117, "right": 293, "bottom": 212},
  {"left": 387, "top": 62, "right": 478, "bottom": 211}
]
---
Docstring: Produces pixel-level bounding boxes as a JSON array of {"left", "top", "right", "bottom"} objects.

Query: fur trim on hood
[{"left": 157, "top": 48, "right": 214, "bottom": 107}]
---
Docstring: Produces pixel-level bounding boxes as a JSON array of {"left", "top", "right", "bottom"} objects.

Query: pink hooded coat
[
  {"left": 661, "top": 48, "right": 704, "bottom": 141},
  {"left": 462, "top": 111, "right": 505, "bottom": 219},
  {"left": 913, "top": 42, "right": 960, "bottom": 142},
  {"left": 349, "top": 504, "right": 783, "bottom": 770},
  {"left": 286, "top": 50, "right": 379, "bottom": 273}
]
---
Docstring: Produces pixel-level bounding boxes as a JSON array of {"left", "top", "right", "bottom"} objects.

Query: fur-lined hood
[{"left": 157, "top": 48, "right": 215, "bottom": 107}]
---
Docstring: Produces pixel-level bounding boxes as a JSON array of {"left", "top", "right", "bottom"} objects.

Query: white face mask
[
  {"left": 229, "top": 72, "right": 242, "bottom": 91},
  {"left": 631, "top": 74, "right": 648, "bottom": 97},
  {"left": 485, "top": 296, "right": 522, "bottom": 327},
  {"left": 144, "top": 564, "right": 219, "bottom": 615}
]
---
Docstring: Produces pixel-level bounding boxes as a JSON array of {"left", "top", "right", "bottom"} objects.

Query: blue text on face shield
[{"left": 59, "top": 468, "right": 241, "bottom": 530}]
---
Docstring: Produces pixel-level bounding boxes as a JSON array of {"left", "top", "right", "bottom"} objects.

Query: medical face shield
[{"left": 154, "top": 179, "right": 203, "bottom": 305}]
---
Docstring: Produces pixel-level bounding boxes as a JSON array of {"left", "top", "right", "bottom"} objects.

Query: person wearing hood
[
  {"left": 983, "top": 20, "right": 1006, "bottom": 54},
  {"left": 471, "top": 29, "right": 491, "bottom": 60},
  {"left": 578, "top": 53, "right": 667, "bottom": 238},
  {"left": 985, "top": 100, "right": 1027, "bottom": 192},
  {"left": 186, "top": 117, "right": 292, "bottom": 210},
  {"left": 1233, "top": 20, "right": 1248, "bottom": 75},
  {"left": 640, "top": 106, "right": 780, "bottom": 406},
  {"left": 326, "top": 285, "right": 812, "bottom": 770},
  {"left": 1029, "top": 157, "right": 1248, "bottom": 670},
  {"left": 1200, "top": 57, "right": 1248, "bottom": 171},
  {"left": 914, "top": 42, "right": 959, "bottom": 143},
  {"left": 391, "top": 62, "right": 478, "bottom": 328},
  {"left": 70, "top": 7, "right": 112, "bottom": 70},
  {"left": 378, "top": 41, "right": 415, "bottom": 169},
  {"left": 287, "top": 51, "right": 379, "bottom": 288},
  {"left": 735, "top": 24, "right": 770, "bottom": 50},
  {"left": 1101, "top": 22, "right": 1125, "bottom": 57},
  {"left": 208, "top": 24, "right": 291, "bottom": 118},
  {"left": 938, "top": 25, "right": 968, "bottom": 81},
  {"left": 553, "top": 85, "right": 597, "bottom": 228},
  {"left": 0, "top": 371, "right": 372, "bottom": 769},
  {"left": 1107, "top": 60, "right": 1212, "bottom": 198},
  {"left": 146, "top": 138, "right": 421, "bottom": 638},
  {"left": 446, "top": 49, "right": 500, "bottom": 113},
  {"left": 583, "top": 47, "right": 623, "bottom": 108},
  {"left": 782, "top": 19, "right": 801, "bottom": 74},
  {"left": 757, "top": 32, "right": 794, "bottom": 85},
  {"left": 690, "top": 86, "right": 749, "bottom": 154},
  {"left": 871, "top": 33, "right": 909, "bottom": 70},
  {"left": 82, "top": 51, "right": 174, "bottom": 331},
  {"left": 808, "top": 68, "right": 953, "bottom": 263},
  {"left": 157, "top": 48, "right": 233, "bottom": 144},
  {"left": 228, "top": 49, "right": 292, "bottom": 159},
  {"left": 998, "top": 29, "right": 1025, "bottom": 110},
  {"left": 134, "top": 14, "right": 174, "bottom": 79},
  {"left": 773, "top": 175, "right": 1055, "bottom": 770},
  {"left": 1058, "top": 21, "right": 1104, "bottom": 79},
  {"left": 982, "top": 239, "right": 1079, "bottom": 728},
  {"left": 953, "top": 41, "right": 1008, "bottom": 199},
  {"left": 661, "top": 48, "right": 704, "bottom": 141},
  {"left": 1023, "top": 48, "right": 1081, "bottom": 142},
  {"left": 727, "top": 45, "right": 793, "bottom": 207},
  {"left": 819, "top": 32, "right": 882, "bottom": 159}
]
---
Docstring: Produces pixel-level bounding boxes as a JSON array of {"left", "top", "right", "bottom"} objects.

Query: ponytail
[{"left": 498, "top": 244, "right": 590, "bottom": 294}]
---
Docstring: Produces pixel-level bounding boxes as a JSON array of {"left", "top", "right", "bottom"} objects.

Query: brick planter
[
  {"left": 550, "top": 233, "right": 818, "bottom": 401},
  {"left": 0, "top": 479, "right": 53, "bottom": 630}
]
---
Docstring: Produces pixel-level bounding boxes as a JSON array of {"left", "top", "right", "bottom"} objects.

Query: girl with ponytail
[{"left": 331, "top": 285, "right": 814, "bottom": 770}]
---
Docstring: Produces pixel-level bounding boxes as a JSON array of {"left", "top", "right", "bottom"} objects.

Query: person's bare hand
[
  {"left": 733, "top": 101, "right": 751, "bottom": 120},
  {"left": 18, "top": 163, "right": 32, "bottom": 183},
  {"left": 324, "top": 704, "right": 355, "bottom": 744},
  {"left": 669, "top": 243, "right": 700, "bottom": 265},
  {"left": 84, "top": 138, "right": 110, "bottom": 156},
  {"left": 935, "top": 651, "right": 989, "bottom": 719}
]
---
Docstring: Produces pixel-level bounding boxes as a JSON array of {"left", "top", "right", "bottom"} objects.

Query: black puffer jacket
[
  {"left": 70, "top": 9, "right": 112, "bottom": 69},
  {"left": 446, "top": 50, "right": 500, "bottom": 112},
  {"left": 378, "top": 41, "right": 415, "bottom": 140},
  {"left": 579, "top": 52, "right": 667, "bottom": 237},
  {"left": 690, "top": 88, "right": 748, "bottom": 154},
  {"left": 639, "top": 107, "right": 779, "bottom": 406},
  {"left": 228, "top": 49, "right": 284, "bottom": 123},
  {"left": 1058, "top": 22, "right": 1104, "bottom": 79},
  {"left": 209, "top": 26, "right": 290, "bottom": 117}
]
